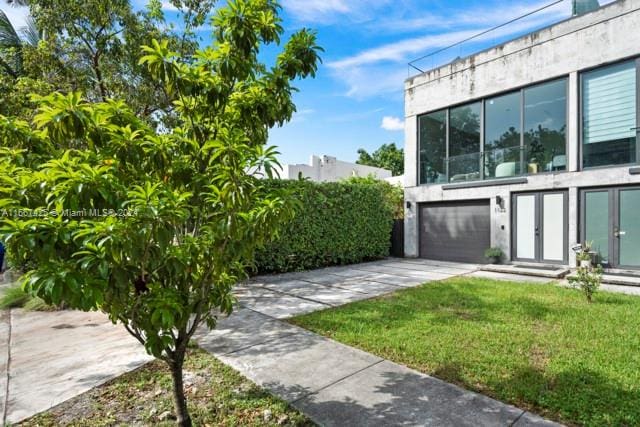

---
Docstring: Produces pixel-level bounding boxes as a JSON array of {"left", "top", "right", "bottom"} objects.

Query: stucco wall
[
  {"left": 283, "top": 155, "right": 392, "bottom": 182},
  {"left": 403, "top": 0, "right": 640, "bottom": 264}
]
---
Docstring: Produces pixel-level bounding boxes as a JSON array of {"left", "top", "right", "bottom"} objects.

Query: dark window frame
[
  {"left": 579, "top": 185, "right": 640, "bottom": 270},
  {"left": 511, "top": 190, "right": 569, "bottom": 265},
  {"left": 416, "top": 76, "right": 569, "bottom": 186},
  {"left": 578, "top": 57, "right": 640, "bottom": 171}
]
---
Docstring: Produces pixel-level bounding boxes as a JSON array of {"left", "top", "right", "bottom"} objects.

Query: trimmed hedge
[{"left": 254, "top": 179, "right": 397, "bottom": 273}]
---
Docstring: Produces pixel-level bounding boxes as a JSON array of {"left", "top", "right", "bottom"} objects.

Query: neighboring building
[
  {"left": 385, "top": 175, "right": 405, "bottom": 187},
  {"left": 404, "top": 0, "right": 640, "bottom": 270},
  {"left": 279, "top": 155, "right": 392, "bottom": 182}
]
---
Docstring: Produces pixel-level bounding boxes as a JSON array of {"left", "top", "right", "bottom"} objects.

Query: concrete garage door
[{"left": 419, "top": 200, "right": 491, "bottom": 264}]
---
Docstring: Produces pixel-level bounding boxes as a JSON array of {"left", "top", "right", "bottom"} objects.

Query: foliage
[
  {"left": 568, "top": 264, "right": 603, "bottom": 303},
  {"left": 576, "top": 251, "right": 592, "bottom": 262},
  {"left": 576, "top": 240, "right": 594, "bottom": 262},
  {"left": 0, "top": 0, "right": 207, "bottom": 121},
  {"left": 291, "top": 277, "right": 640, "bottom": 427},
  {"left": 0, "top": 1, "right": 322, "bottom": 425},
  {"left": 356, "top": 143, "right": 404, "bottom": 176},
  {"left": 23, "top": 294, "right": 57, "bottom": 311},
  {"left": 484, "top": 247, "right": 504, "bottom": 260},
  {"left": 22, "top": 347, "right": 312, "bottom": 427},
  {"left": 255, "top": 178, "right": 395, "bottom": 274},
  {"left": 0, "top": 284, "right": 30, "bottom": 308},
  {"left": 0, "top": 9, "right": 40, "bottom": 78}
]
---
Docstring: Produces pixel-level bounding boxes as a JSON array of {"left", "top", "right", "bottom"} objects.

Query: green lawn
[{"left": 289, "top": 277, "right": 640, "bottom": 427}]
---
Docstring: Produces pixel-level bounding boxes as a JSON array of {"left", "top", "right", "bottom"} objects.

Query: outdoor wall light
[
  {"left": 406, "top": 201, "right": 412, "bottom": 209},
  {"left": 496, "top": 196, "right": 504, "bottom": 208}
]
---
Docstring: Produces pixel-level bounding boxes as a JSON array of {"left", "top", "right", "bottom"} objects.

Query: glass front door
[
  {"left": 513, "top": 191, "right": 568, "bottom": 264},
  {"left": 582, "top": 187, "right": 640, "bottom": 269},
  {"left": 618, "top": 189, "right": 640, "bottom": 268}
]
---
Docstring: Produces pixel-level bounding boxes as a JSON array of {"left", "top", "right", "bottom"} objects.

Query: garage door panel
[{"left": 419, "top": 200, "right": 490, "bottom": 264}]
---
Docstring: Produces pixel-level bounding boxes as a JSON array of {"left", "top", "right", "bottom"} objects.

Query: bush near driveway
[
  {"left": 290, "top": 277, "right": 640, "bottom": 427},
  {"left": 255, "top": 178, "right": 397, "bottom": 273}
]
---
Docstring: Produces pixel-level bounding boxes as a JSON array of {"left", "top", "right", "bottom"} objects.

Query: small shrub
[
  {"left": 0, "top": 285, "right": 30, "bottom": 309},
  {"left": 484, "top": 247, "right": 504, "bottom": 260},
  {"left": 568, "top": 264, "right": 603, "bottom": 303}
]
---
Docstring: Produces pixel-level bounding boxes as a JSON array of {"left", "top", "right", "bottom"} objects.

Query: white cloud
[
  {"left": 281, "top": 0, "right": 350, "bottom": 22},
  {"left": 327, "top": 0, "right": 580, "bottom": 98},
  {"left": 160, "top": 1, "right": 179, "bottom": 11},
  {"left": 381, "top": 116, "right": 404, "bottom": 131},
  {"left": 281, "top": 0, "right": 392, "bottom": 24}
]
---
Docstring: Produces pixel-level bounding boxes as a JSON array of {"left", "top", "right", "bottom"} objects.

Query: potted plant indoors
[{"left": 484, "top": 247, "right": 504, "bottom": 264}]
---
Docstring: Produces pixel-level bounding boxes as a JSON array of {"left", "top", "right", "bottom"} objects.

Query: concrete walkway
[
  {"left": 195, "top": 259, "right": 560, "bottom": 427},
  {"left": 1, "top": 259, "right": 568, "bottom": 425},
  {"left": 0, "top": 309, "right": 152, "bottom": 425}
]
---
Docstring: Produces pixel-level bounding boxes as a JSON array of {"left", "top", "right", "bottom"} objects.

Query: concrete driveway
[
  {"left": 197, "top": 258, "right": 560, "bottom": 427},
  {"left": 2, "top": 258, "right": 560, "bottom": 426}
]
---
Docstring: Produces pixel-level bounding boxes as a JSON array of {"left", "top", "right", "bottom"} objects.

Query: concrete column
[
  {"left": 567, "top": 72, "right": 580, "bottom": 172},
  {"left": 491, "top": 191, "right": 511, "bottom": 260},
  {"left": 404, "top": 198, "right": 419, "bottom": 258},
  {"left": 568, "top": 186, "right": 579, "bottom": 267},
  {"left": 404, "top": 116, "right": 418, "bottom": 188}
]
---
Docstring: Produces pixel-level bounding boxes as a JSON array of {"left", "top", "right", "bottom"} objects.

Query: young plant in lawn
[
  {"left": 569, "top": 264, "right": 603, "bottom": 303},
  {"left": 0, "top": 1, "right": 322, "bottom": 425}
]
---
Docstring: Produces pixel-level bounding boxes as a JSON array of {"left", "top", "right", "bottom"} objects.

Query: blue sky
[{"left": 2, "top": 0, "right": 615, "bottom": 165}]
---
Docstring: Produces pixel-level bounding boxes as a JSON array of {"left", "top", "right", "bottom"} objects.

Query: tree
[
  {"left": 0, "top": 0, "right": 208, "bottom": 121},
  {"left": 0, "top": 0, "right": 322, "bottom": 425},
  {"left": 0, "top": 9, "right": 40, "bottom": 78},
  {"left": 357, "top": 142, "right": 404, "bottom": 176}
]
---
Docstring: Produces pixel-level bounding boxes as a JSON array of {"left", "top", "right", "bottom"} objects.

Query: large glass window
[
  {"left": 419, "top": 110, "right": 447, "bottom": 184},
  {"left": 484, "top": 92, "right": 521, "bottom": 179},
  {"left": 524, "top": 79, "right": 567, "bottom": 174},
  {"left": 583, "top": 61, "right": 637, "bottom": 168},
  {"left": 448, "top": 102, "right": 481, "bottom": 182},
  {"left": 416, "top": 77, "right": 569, "bottom": 186}
]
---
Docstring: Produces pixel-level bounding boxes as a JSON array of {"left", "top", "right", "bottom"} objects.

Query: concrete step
[
  {"left": 566, "top": 272, "right": 640, "bottom": 287},
  {"left": 480, "top": 264, "right": 570, "bottom": 279}
]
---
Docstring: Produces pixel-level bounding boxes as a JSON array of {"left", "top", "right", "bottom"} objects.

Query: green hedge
[{"left": 254, "top": 179, "right": 397, "bottom": 273}]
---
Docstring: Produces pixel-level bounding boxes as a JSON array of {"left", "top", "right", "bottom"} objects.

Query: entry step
[
  {"left": 480, "top": 264, "right": 570, "bottom": 279},
  {"left": 565, "top": 272, "right": 640, "bottom": 287}
]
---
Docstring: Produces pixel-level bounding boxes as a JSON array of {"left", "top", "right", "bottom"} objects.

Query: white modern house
[
  {"left": 404, "top": 0, "right": 640, "bottom": 272},
  {"left": 278, "top": 155, "right": 392, "bottom": 182}
]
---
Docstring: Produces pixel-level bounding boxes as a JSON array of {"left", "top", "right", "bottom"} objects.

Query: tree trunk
[{"left": 169, "top": 353, "right": 192, "bottom": 427}]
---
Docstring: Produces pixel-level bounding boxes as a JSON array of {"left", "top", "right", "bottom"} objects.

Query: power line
[{"left": 408, "top": 0, "right": 567, "bottom": 73}]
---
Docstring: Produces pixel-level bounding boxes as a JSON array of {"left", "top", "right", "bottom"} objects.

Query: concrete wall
[
  {"left": 282, "top": 155, "right": 392, "bottom": 182},
  {"left": 404, "top": 0, "right": 640, "bottom": 265}
]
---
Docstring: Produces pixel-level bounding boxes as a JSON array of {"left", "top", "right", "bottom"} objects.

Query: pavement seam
[
  {"left": 509, "top": 410, "right": 527, "bottom": 426},
  {"left": 247, "top": 287, "right": 333, "bottom": 308},
  {"left": 216, "top": 332, "right": 299, "bottom": 357},
  {"left": 2, "top": 309, "right": 13, "bottom": 427},
  {"left": 290, "top": 359, "right": 385, "bottom": 405}
]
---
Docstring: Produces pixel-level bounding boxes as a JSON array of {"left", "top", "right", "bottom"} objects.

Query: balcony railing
[{"left": 439, "top": 146, "right": 567, "bottom": 184}]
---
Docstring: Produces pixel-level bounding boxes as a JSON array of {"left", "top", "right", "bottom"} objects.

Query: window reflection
[
  {"left": 449, "top": 103, "right": 481, "bottom": 182},
  {"left": 524, "top": 79, "right": 567, "bottom": 174},
  {"left": 419, "top": 110, "right": 447, "bottom": 184},
  {"left": 484, "top": 92, "right": 522, "bottom": 179}
]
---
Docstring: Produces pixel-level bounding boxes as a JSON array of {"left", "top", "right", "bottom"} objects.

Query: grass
[
  {"left": 0, "top": 285, "right": 30, "bottom": 309},
  {"left": 289, "top": 277, "right": 640, "bottom": 427},
  {"left": 0, "top": 285, "right": 57, "bottom": 311},
  {"left": 21, "top": 347, "right": 313, "bottom": 427}
]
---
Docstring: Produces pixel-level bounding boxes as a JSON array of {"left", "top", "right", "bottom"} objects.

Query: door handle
[{"left": 614, "top": 228, "right": 626, "bottom": 237}]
